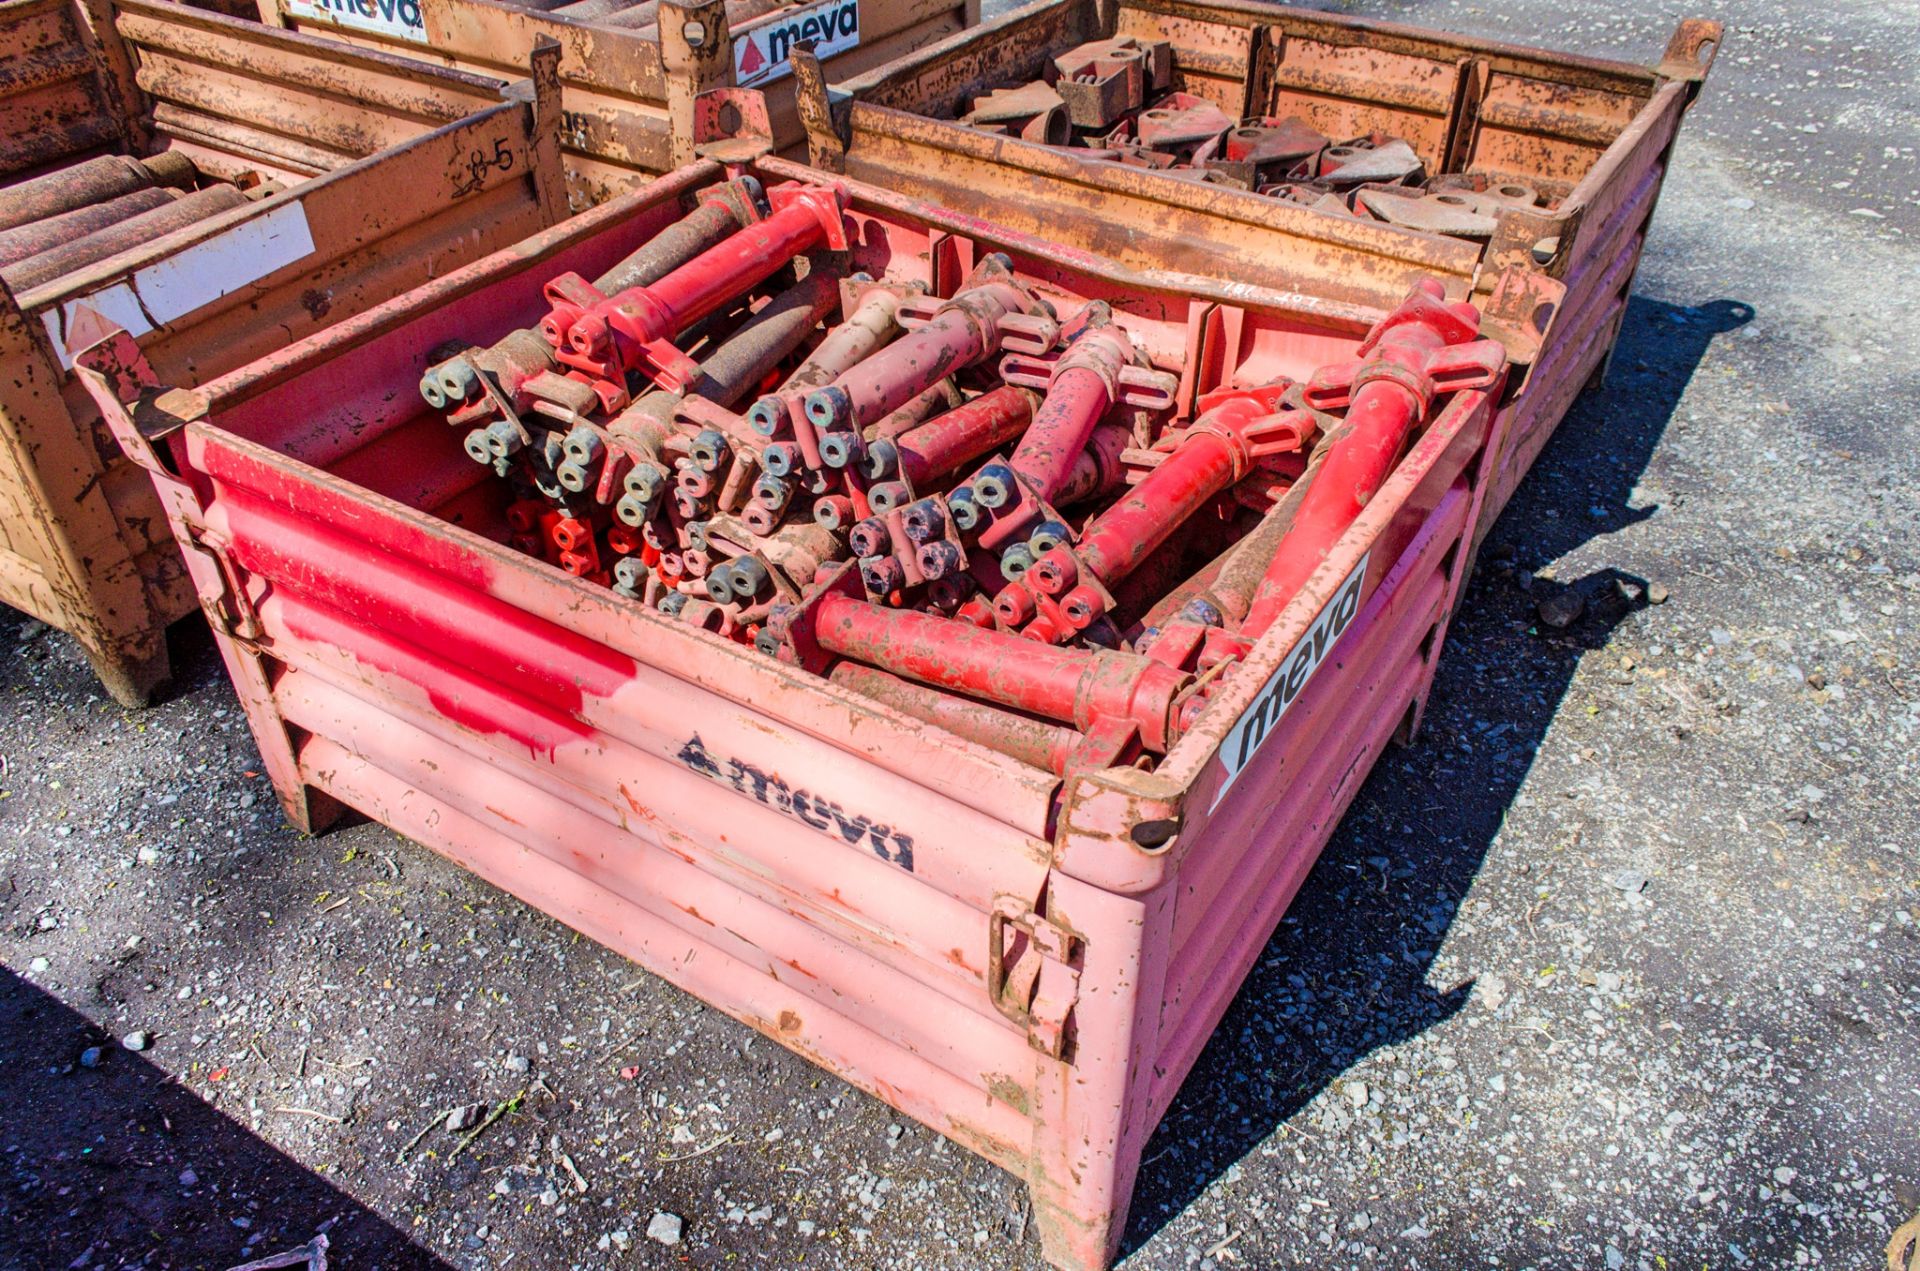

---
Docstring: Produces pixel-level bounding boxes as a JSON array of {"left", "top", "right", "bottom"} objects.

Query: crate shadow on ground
[
  {"left": 1120, "top": 294, "right": 1753, "bottom": 1257},
  {"left": 0, "top": 964, "right": 444, "bottom": 1270}
]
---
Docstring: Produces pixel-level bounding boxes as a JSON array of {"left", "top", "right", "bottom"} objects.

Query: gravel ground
[{"left": 4, "top": 1, "right": 1918, "bottom": 1268}]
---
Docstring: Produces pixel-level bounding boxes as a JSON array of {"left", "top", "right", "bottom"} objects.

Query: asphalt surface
[{"left": 3, "top": 0, "right": 1917, "bottom": 1268}]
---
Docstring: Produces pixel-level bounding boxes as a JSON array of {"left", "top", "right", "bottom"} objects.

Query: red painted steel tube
[
  {"left": 1005, "top": 324, "right": 1132, "bottom": 501},
  {"left": 1241, "top": 280, "right": 1492, "bottom": 637},
  {"left": 428, "top": 190, "right": 757, "bottom": 413},
  {"left": 811, "top": 593, "right": 1190, "bottom": 750},
  {"left": 866, "top": 380, "right": 958, "bottom": 442},
  {"left": 802, "top": 279, "right": 1034, "bottom": 433},
  {"left": 775, "top": 286, "right": 906, "bottom": 397},
  {"left": 827, "top": 663, "right": 1082, "bottom": 774},
  {"left": 1043, "top": 391, "right": 1306, "bottom": 595},
  {"left": 1095, "top": 443, "right": 1230, "bottom": 580},
  {"left": 1048, "top": 424, "right": 1132, "bottom": 508},
  {"left": 1239, "top": 384, "right": 1412, "bottom": 631},
  {"left": 868, "top": 385, "right": 1034, "bottom": 486},
  {"left": 1143, "top": 447, "right": 1328, "bottom": 631},
  {"left": 549, "top": 185, "right": 842, "bottom": 387},
  {"left": 748, "top": 285, "right": 908, "bottom": 467}
]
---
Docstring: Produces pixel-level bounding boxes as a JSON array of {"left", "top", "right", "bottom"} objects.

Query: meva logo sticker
[
  {"left": 1208, "top": 553, "right": 1371, "bottom": 811},
  {"left": 285, "top": 0, "right": 427, "bottom": 43},
  {"left": 733, "top": 0, "right": 860, "bottom": 88}
]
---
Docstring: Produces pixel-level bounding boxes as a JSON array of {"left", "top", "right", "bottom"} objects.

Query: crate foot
[
  {"left": 275, "top": 781, "right": 348, "bottom": 837},
  {"left": 1031, "top": 1191, "right": 1120, "bottom": 1271},
  {"left": 80, "top": 633, "right": 171, "bottom": 709},
  {"left": 1392, "top": 691, "right": 1430, "bottom": 748}
]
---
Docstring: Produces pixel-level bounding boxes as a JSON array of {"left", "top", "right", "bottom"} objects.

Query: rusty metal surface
[
  {"left": 0, "top": 0, "right": 129, "bottom": 175},
  {"left": 0, "top": 0, "right": 570, "bottom": 705},
  {"left": 0, "top": 151, "right": 189, "bottom": 228},
  {"left": 830, "top": 104, "right": 1483, "bottom": 311},
  {"left": 268, "top": 0, "right": 974, "bottom": 208}
]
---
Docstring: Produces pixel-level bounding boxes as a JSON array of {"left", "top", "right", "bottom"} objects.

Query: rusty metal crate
[
  {"left": 261, "top": 0, "right": 978, "bottom": 207},
  {"left": 804, "top": 0, "right": 1718, "bottom": 545},
  {"left": 77, "top": 157, "right": 1517, "bottom": 1270},
  {"left": 0, "top": 0, "right": 568, "bottom": 704}
]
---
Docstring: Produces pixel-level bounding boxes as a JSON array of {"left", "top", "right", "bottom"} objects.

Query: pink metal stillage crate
[{"left": 81, "top": 159, "right": 1505, "bottom": 1270}]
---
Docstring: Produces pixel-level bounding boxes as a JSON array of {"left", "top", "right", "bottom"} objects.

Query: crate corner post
[
  {"left": 0, "top": 287, "right": 170, "bottom": 707},
  {"left": 1026, "top": 773, "right": 1182, "bottom": 1271}
]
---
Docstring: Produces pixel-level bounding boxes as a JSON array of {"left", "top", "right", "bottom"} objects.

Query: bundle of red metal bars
[
  {"left": 958, "top": 35, "right": 1553, "bottom": 241},
  {"left": 420, "top": 174, "right": 1504, "bottom": 774}
]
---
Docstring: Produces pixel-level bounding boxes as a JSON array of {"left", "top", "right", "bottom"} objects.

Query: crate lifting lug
[{"left": 988, "top": 894, "right": 1083, "bottom": 1059}]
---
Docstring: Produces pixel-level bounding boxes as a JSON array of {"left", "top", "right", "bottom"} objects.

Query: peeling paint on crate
[{"left": 41, "top": 202, "right": 317, "bottom": 369}]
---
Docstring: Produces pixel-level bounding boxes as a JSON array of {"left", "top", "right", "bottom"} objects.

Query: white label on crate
[
  {"left": 41, "top": 202, "right": 317, "bottom": 369},
  {"left": 284, "top": 0, "right": 428, "bottom": 43},
  {"left": 1208, "top": 551, "right": 1371, "bottom": 812},
  {"left": 732, "top": 0, "right": 860, "bottom": 88}
]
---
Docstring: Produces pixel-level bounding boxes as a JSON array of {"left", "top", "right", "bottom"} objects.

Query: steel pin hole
[{"left": 681, "top": 19, "right": 706, "bottom": 46}]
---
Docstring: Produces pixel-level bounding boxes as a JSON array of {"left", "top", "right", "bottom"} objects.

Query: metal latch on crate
[
  {"left": 987, "top": 894, "right": 1083, "bottom": 1059},
  {"left": 180, "top": 525, "right": 262, "bottom": 642}
]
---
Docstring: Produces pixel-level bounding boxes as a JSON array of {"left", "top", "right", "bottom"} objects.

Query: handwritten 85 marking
[{"left": 452, "top": 139, "right": 516, "bottom": 198}]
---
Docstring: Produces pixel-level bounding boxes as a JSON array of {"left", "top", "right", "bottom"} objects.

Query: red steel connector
[
  {"left": 863, "top": 385, "right": 1036, "bottom": 513},
  {"left": 1239, "top": 279, "right": 1505, "bottom": 638},
  {"left": 782, "top": 565, "right": 1193, "bottom": 752},
  {"left": 1011, "top": 383, "right": 1311, "bottom": 636},
  {"left": 425, "top": 178, "right": 766, "bottom": 423},
  {"left": 965, "top": 305, "right": 1176, "bottom": 548},
  {"left": 800, "top": 256, "right": 1058, "bottom": 439},
  {"left": 542, "top": 182, "right": 847, "bottom": 395}
]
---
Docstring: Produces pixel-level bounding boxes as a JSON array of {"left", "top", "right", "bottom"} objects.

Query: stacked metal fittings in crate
[
  {"left": 79, "top": 156, "right": 1507, "bottom": 1270},
  {"left": 816, "top": 0, "right": 1720, "bottom": 547},
  {"left": 418, "top": 174, "right": 1505, "bottom": 732},
  {"left": 0, "top": 0, "right": 566, "bottom": 703},
  {"left": 46, "top": 1, "right": 1716, "bottom": 1269}
]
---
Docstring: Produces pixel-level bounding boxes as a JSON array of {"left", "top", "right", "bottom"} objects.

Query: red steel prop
[
  {"left": 542, "top": 182, "right": 847, "bottom": 395},
  {"left": 424, "top": 177, "right": 767, "bottom": 429},
  {"left": 791, "top": 568, "right": 1192, "bottom": 753},
  {"left": 864, "top": 384, "right": 1036, "bottom": 512},
  {"left": 964, "top": 308, "right": 1176, "bottom": 549},
  {"left": 1239, "top": 280, "right": 1505, "bottom": 638},
  {"left": 798, "top": 256, "right": 1058, "bottom": 442},
  {"left": 1009, "top": 384, "right": 1312, "bottom": 641}
]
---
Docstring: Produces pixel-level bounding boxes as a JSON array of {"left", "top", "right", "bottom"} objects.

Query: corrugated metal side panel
[
  {"left": 0, "top": 0, "right": 123, "bottom": 175},
  {"left": 1473, "top": 80, "right": 1684, "bottom": 541},
  {"left": 295, "top": 725, "right": 1039, "bottom": 1172},
  {"left": 1466, "top": 65, "right": 1648, "bottom": 198},
  {"left": 181, "top": 416, "right": 1055, "bottom": 1138},
  {"left": 117, "top": 0, "right": 508, "bottom": 172},
  {"left": 1148, "top": 408, "right": 1483, "bottom": 1124}
]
